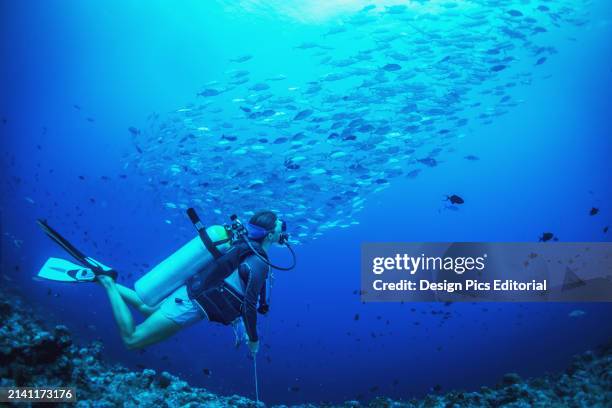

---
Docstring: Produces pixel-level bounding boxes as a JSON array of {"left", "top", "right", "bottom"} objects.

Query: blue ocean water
[{"left": 1, "top": 0, "right": 611, "bottom": 405}]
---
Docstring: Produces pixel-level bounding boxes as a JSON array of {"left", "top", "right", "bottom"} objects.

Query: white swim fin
[{"left": 37, "top": 257, "right": 96, "bottom": 282}]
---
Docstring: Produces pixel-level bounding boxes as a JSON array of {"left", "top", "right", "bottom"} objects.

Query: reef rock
[{"left": 0, "top": 287, "right": 610, "bottom": 407}]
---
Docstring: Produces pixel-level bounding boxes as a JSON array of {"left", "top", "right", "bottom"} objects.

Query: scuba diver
[{"left": 36, "top": 208, "right": 297, "bottom": 355}]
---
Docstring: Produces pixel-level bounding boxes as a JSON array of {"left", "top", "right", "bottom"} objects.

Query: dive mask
[{"left": 245, "top": 219, "right": 288, "bottom": 245}]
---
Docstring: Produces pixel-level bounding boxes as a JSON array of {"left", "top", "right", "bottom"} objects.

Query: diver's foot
[
  {"left": 86, "top": 257, "right": 118, "bottom": 281},
  {"left": 97, "top": 274, "right": 115, "bottom": 289}
]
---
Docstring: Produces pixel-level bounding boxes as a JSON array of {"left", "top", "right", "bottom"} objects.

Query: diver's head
[
  {"left": 243, "top": 210, "right": 296, "bottom": 270},
  {"left": 247, "top": 210, "right": 283, "bottom": 248}
]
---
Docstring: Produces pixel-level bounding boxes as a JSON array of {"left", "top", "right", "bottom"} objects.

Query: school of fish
[{"left": 128, "top": 0, "right": 590, "bottom": 243}]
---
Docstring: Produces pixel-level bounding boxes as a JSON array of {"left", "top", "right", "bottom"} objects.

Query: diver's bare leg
[
  {"left": 99, "top": 276, "right": 135, "bottom": 340},
  {"left": 98, "top": 276, "right": 182, "bottom": 349},
  {"left": 124, "top": 309, "right": 183, "bottom": 349},
  {"left": 115, "top": 284, "right": 158, "bottom": 316}
]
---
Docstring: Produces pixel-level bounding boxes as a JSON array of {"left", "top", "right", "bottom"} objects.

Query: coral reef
[
  {"left": 0, "top": 290, "right": 260, "bottom": 408},
  {"left": 1, "top": 287, "right": 610, "bottom": 407}
]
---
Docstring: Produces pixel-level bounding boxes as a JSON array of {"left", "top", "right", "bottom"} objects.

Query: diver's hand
[
  {"left": 248, "top": 340, "right": 259, "bottom": 355},
  {"left": 257, "top": 304, "right": 269, "bottom": 315}
]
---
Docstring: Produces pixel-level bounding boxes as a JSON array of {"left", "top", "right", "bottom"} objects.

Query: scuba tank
[
  {"left": 134, "top": 223, "right": 231, "bottom": 307},
  {"left": 134, "top": 207, "right": 296, "bottom": 308}
]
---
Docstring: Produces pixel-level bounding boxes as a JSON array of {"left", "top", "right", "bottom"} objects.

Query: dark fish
[
  {"left": 455, "top": 118, "right": 468, "bottom": 127},
  {"left": 267, "top": 74, "right": 286, "bottom": 81},
  {"left": 375, "top": 125, "right": 391, "bottom": 135},
  {"left": 354, "top": 313, "right": 360, "bottom": 321},
  {"left": 589, "top": 207, "right": 599, "bottom": 216},
  {"left": 447, "top": 194, "right": 464, "bottom": 205},
  {"left": 222, "top": 135, "right": 237, "bottom": 142},
  {"left": 539, "top": 232, "right": 557, "bottom": 242},
  {"left": 357, "top": 124, "right": 374, "bottom": 133},
  {"left": 273, "top": 137, "right": 288, "bottom": 144},
  {"left": 535, "top": 57, "right": 547, "bottom": 65},
  {"left": 198, "top": 89, "right": 220, "bottom": 97},
  {"left": 342, "top": 134, "right": 357, "bottom": 141},
  {"left": 202, "top": 368, "right": 212, "bottom": 376},
  {"left": 604, "top": 226, "right": 609, "bottom": 233},
  {"left": 491, "top": 65, "right": 506, "bottom": 72},
  {"left": 464, "top": 155, "right": 479, "bottom": 161},
  {"left": 507, "top": 10, "right": 523, "bottom": 17},
  {"left": 232, "top": 70, "right": 249, "bottom": 78},
  {"left": 382, "top": 63, "right": 401, "bottom": 71},
  {"left": 284, "top": 159, "right": 300, "bottom": 170},
  {"left": 294, "top": 109, "right": 313, "bottom": 120},
  {"left": 86, "top": 117, "right": 95, "bottom": 122},
  {"left": 249, "top": 82, "right": 270, "bottom": 91},
  {"left": 128, "top": 126, "right": 140, "bottom": 136},
  {"left": 230, "top": 77, "right": 248, "bottom": 86},
  {"left": 406, "top": 169, "right": 421, "bottom": 178},
  {"left": 230, "top": 55, "right": 252, "bottom": 63},
  {"left": 325, "top": 26, "right": 347, "bottom": 36},
  {"left": 289, "top": 386, "right": 300, "bottom": 392},
  {"left": 73, "top": 104, "right": 81, "bottom": 110},
  {"left": 295, "top": 41, "right": 330, "bottom": 50},
  {"left": 239, "top": 106, "right": 251, "bottom": 113},
  {"left": 305, "top": 83, "right": 323, "bottom": 93},
  {"left": 418, "top": 157, "right": 437, "bottom": 167},
  {"left": 386, "top": 5, "right": 406, "bottom": 14},
  {"left": 502, "top": 27, "right": 525, "bottom": 39}
]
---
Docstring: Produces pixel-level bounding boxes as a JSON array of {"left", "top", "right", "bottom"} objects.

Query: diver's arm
[
  {"left": 240, "top": 257, "right": 268, "bottom": 342},
  {"left": 257, "top": 282, "right": 269, "bottom": 314}
]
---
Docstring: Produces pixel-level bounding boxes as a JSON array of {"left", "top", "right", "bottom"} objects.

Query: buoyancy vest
[{"left": 186, "top": 239, "right": 268, "bottom": 325}]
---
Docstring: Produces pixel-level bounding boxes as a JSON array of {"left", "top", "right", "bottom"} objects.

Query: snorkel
[{"left": 229, "top": 214, "right": 297, "bottom": 271}]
